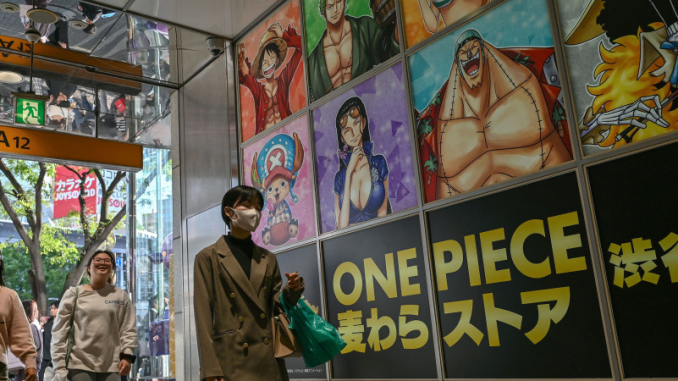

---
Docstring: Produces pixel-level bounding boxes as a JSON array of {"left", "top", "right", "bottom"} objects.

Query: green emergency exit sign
[{"left": 14, "top": 96, "right": 46, "bottom": 126}]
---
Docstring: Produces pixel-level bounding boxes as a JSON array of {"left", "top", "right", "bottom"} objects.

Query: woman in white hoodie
[{"left": 51, "top": 250, "right": 137, "bottom": 381}]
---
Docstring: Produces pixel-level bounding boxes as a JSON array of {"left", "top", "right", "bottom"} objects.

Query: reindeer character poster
[
  {"left": 242, "top": 115, "right": 317, "bottom": 248},
  {"left": 409, "top": 0, "right": 573, "bottom": 203},
  {"left": 557, "top": 0, "right": 678, "bottom": 156},
  {"left": 237, "top": 0, "right": 307, "bottom": 142}
]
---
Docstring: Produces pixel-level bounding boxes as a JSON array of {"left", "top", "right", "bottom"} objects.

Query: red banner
[{"left": 53, "top": 166, "right": 97, "bottom": 219}]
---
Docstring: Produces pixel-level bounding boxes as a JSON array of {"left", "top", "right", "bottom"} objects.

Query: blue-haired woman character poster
[
  {"left": 243, "top": 115, "right": 317, "bottom": 248},
  {"left": 313, "top": 62, "right": 418, "bottom": 232}
]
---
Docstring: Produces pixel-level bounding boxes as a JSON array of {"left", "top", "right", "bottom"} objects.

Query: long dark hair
[
  {"left": 22, "top": 300, "right": 37, "bottom": 321},
  {"left": 335, "top": 97, "right": 371, "bottom": 170}
]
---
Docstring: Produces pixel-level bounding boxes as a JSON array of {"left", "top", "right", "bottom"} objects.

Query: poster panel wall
[
  {"left": 428, "top": 172, "right": 611, "bottom": 378},
  {"left": 556, "top": 0, "right": 678, "bottom": 156},
  {"left": 401, "top": 0, "right": 494, "bottom": 48},
  {"left": 312, "top": 61, "right": 418, "bottom": 233},
  {"left": 409, "top": 0, "right": 573, "bottom": 203},
  {"left": 302, "top": 0, "right": 400, "bottom": 103},
  {"left": 322, "top": 216, "right": 437, "bottom": 378},
  {"left": 242, "top": 114, "right": 317, "bottom": 249},
  {"left": 587, "top": 143, "right": 678, "bottom": 377},
  {"left": 237, "top": 0, "right": 307, "bottom": 142},
  {"left": 276, "top": 245, "right": 327, "bottom": 379}
]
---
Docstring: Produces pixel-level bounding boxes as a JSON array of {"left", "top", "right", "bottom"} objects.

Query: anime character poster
[
  {"left": 302, "top": 0, "right": 401, "bottom": 103},
  {"left": 313, "top": 62, "right": 418, "bottom": 233},
  {"left": 409, "top": 0, "right": 573, "bottom": 203},
  {"left": 401, "top": 0, "right": 493, "bottom": 48},
  {"left": 557, "top": 0, "right": 678, "bottom": 156},
  {"left": 237, "top": 0, "right": 307, "bottom": 143},
  {"left": 242, "top": 115, "right": 317, "bottom": 248}
]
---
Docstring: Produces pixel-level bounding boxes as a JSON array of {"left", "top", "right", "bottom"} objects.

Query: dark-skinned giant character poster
[
  {"left": 557, "top": 0, "right": 678, "bottom": 155},
  {"left": 409, "top": 0, "right": 573, "bottom": 203}
]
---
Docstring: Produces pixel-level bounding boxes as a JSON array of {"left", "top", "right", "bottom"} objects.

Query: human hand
[
  {"left": 285, "top": 271, "right": 302, "bottom": 291},
  {"left": 118, "top": 359, "right": 131, "bottom": 376},
  {"left": 24, "top": 367, "right": 37, "bottom": 381}
]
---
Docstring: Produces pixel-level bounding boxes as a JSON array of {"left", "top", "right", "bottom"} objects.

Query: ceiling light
[
  {"left": 27, "top": 8, "right": 59, "bottom": 24},
  {"left": 25, "top": 27, "right": 41, "bottom": 43},
  {"left": 0, "top": 71, "right": 24, "bottom": 84},
  {"left": 0, "top": 2, "right": 19, "bottom": 13},
  {"left": 69, "top": 20, "right": 87, "bottom": 30}
]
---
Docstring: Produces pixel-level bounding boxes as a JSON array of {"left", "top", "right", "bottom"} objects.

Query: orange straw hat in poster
[{"left": 237, "top": 0, "right": 307, "bottom": 142}]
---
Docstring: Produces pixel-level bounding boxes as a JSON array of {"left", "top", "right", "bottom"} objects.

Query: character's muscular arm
[
  {"left": 416, "top": 0, "right": 441, "bottom": 34},
  {"left": 277, "top": 24, "right": 303, "bottom": 87},
  {"left": 237, "top": 43, "right": 262, "bottom": 100}
]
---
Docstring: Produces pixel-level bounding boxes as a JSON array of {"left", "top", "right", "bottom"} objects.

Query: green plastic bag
[{"left": 280, "top": 293, "right": 346, "bottom": 368}]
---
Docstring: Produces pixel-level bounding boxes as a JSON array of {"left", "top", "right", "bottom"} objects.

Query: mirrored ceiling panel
[{"left": 0, "top": 0, "right": 218, "bottom": 86}]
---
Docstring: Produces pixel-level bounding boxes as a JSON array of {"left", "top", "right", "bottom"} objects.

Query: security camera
[
  {"left": 25, "top": 27, "right": 41, "bottom": 43},
  {"left": 206, "top": 37, "right": 225, "bottom": 57}
]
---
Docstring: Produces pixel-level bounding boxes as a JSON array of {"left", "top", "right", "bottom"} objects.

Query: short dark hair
[
  {"left": 83, "top": 24, "right": 97, "bottom": 34},
  {"left": 50, "top": 300, "right": 60, "bottom": 309},
  {"left": 221, "top": 185, "right": 264, "bottom": 227}
]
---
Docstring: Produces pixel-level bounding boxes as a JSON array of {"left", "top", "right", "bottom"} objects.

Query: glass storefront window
[{"left": 132, "top": 147, "right": 172, "bottom": 379}]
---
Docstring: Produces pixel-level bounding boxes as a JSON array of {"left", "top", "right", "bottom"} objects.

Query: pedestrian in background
[
  {"left": 15, "top": 301, "right": 42, "bottom": 380},
  {"left": 0, "top": 255, "right": 38, "bottom": 381},
  {"left": 51, "top": 250, "right": 137, "bottom": 381},
  {"left": 39, "top": 301, "right": 59, "bottom": 381}
]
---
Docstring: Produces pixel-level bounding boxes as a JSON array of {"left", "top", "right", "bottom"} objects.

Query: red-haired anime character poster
[{"left": 237, "top": 0, "right": 307, "bottom": 143}]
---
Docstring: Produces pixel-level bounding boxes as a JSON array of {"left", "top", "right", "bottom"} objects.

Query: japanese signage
[
  {"left": 322, "top": 217, "right": 436, "bottom": 379},
  {"left": 276, "top": 244, "right": 326, "bottom": 379},
  {"left": 53, "top": 166, "right": 127, "bottom": 219},
  {"left": 14, "top": 97, "right": 45, "bottom": 126},
  {"left": 588, "top": 143, "right": 678, "bottom": 377},
  {"left": 428, "top": 173, "right": 611, "bottom": 378},
  {"left": 53, "top": 165, "right": 97, "bottom": 219},
  {"left": 0, "top": 124, "right": 141, "bottom": 171}
]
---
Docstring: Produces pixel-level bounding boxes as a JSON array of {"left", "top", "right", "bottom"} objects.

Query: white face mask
[{"left": 229, "top": 207, "right": 262, "bottom": 232}]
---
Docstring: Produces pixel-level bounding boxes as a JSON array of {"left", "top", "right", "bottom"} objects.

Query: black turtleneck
[{"left": 224, "top": 233, "right": 254, "bottom": 279}]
